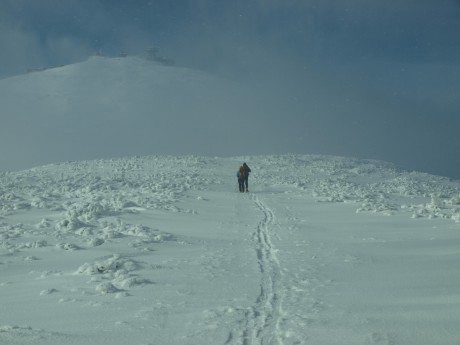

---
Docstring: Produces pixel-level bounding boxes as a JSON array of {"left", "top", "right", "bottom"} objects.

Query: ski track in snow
[{"left": 238, "top": 193, "right": 283, "bottom": 345}]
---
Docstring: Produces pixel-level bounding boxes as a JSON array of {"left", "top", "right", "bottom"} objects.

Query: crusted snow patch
[{"left": 95, "top": 281, "right": 119, "bottom": 295}]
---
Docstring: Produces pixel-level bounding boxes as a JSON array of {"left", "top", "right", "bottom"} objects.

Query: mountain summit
[{"left": 0, "top": 56, "right": 267, "bottom": 170}]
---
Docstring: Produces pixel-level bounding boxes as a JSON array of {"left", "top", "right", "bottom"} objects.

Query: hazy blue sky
[{"left": 1, "top": 1, "right": 460, "bottom": 178}]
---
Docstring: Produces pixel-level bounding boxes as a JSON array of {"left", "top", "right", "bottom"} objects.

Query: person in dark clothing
[
  {"left": 237, "top": 165, "right": 245, "bottom": 192},
  {"left": 242, "top": 162, "right": 251, "bottom": 192}
]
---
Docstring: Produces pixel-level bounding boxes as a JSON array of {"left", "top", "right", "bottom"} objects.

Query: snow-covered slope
[
  {"left": 3, "top": 55, "right": 460, "bottom": 179},
  {"left": 0, "top": 56, "right": 274, "bottom": 171},
  {"left": 1, "top": 154, "right": 460, "bottom": 344}
]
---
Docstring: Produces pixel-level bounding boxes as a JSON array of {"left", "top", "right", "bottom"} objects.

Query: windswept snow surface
[{"left": 1, "top": 154, "right": 460, "bottom": 345}]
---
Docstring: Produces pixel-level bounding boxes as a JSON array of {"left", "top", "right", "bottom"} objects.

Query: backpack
[{"left": 239, "top": 166, "right": 245, "bottom": 179}]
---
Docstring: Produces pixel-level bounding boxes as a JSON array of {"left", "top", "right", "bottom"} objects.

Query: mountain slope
[
  {"left": 0, "top": 56, "right": 274, "bottom": 170},
  {"left": 2, "top": 55, "right": 460, "bottom": 179}
]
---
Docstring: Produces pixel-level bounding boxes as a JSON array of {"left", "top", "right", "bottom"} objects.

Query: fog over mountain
[
  {"left": 0, "top": 56, "right": 291, "bottom": 169},
  {"left": 1, "top": 0, "right": 459, "bottom": 178}
]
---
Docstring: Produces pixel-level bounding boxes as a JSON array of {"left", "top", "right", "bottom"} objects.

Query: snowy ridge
[
  {"left": 1, "top": 154, "right": 460, "bottom": 344},
  {"left": 0, "top": 56, "right": 264, "bottom": 171}
]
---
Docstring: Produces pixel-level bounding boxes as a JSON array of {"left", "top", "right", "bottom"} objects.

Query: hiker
[
  {"left": 242, "top": 162, "right": 251, "bottom": 192},
  {"left": 237, "top": 165, "right": 245, "bottom": 192}
]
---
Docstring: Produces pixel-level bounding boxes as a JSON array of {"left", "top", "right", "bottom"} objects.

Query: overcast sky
[
  {"left": 2, "top": 0, "right": 460, "bottom": 77},
  {"left": 1, "top": 0, "right": 460, "bottom": 178}
]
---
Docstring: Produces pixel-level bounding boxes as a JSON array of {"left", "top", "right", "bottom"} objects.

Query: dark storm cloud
[{"left": 2, "top": 0, "right": 459, "bottom": 77}]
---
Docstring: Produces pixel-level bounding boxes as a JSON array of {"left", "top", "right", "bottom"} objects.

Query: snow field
[{"left": 1, "top": 154, "right": 460, "bottom": 344}]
